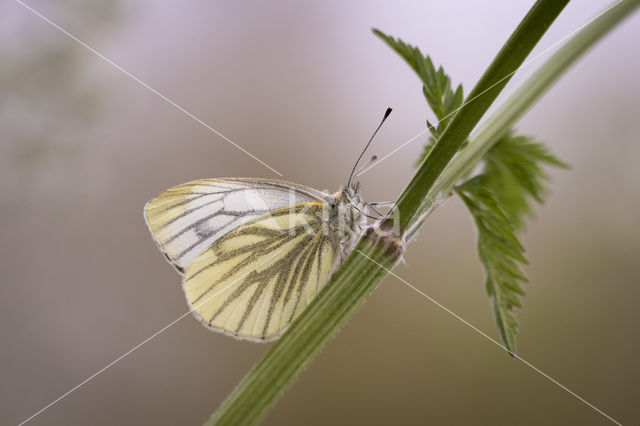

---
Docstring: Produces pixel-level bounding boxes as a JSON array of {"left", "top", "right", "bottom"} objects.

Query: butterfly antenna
[
  {"left": 354, "top": 155, "right": 378, "bottom": 176},
  {"left": 347, "top": 107, "right": 392, "bottom": 189}
]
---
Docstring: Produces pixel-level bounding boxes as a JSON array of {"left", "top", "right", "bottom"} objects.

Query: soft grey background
[{"left": 1, "top": 1, "right": 639, "bottom": 425}]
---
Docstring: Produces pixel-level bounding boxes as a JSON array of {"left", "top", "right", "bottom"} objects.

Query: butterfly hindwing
[
  {"left": 182, "top": 202, "right": 340, "bottom": 341},
  {"left": 144, "top": 178, "right": 328, "bottom": 273}
]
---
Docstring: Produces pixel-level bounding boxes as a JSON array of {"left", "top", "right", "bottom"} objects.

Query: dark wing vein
[
  {"left": 288, "top": 235, "right": 324, "bottom": 323},
  {"left": 265, "top": 236, "right": 319, "bottom": 336},
  {"left": 208, "top": 232, "right": 314, "bottom": 330}
]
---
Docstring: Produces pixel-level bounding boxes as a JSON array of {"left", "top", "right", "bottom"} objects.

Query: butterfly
[{"left": 144, "top": 108, "right": 391, "bottom": 342}]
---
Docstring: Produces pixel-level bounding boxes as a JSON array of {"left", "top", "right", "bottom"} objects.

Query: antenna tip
[{"left": 384, "top": 107, "right": 393, "bottom": 118}]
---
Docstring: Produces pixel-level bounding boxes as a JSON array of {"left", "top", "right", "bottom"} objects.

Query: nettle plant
[
  {"left": 208, "top": 1, "right": 638, "bottom": 425},
  {"left": 375, "top": 29, "right": 568, "bottom": 352}
]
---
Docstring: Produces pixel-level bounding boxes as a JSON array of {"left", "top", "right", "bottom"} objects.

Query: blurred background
[{"left": 1, "top": 1, "right": 639, "bottom": 425}]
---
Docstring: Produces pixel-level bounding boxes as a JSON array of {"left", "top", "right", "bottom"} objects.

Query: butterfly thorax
[{"left": 324, "top": 185, "right": 367, "bottom": 255}]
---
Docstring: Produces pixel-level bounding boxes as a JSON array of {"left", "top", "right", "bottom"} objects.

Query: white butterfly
[
  {"left": 144, "top": 108, "right": 391, "bottom": 342},
  {"left": 145, "top": 178, "right": 367, "bottom": 341}
]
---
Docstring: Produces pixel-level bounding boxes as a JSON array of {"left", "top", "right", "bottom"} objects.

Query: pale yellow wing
[
  {"left": 144, "top": 178, "right": 327, "bottom": 273},
  {"left": 183, "top": 202, "right": 340, "bottom": 341}
]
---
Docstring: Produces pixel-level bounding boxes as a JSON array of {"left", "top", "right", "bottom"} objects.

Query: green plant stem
[
  {"left": 207, "top": 1, "right": 638, "bottom": 425},
  {"left": 396, "top": 0, "right": 569, "bottom": 233}
]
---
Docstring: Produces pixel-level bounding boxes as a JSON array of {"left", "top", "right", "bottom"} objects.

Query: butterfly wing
[
  {"left": 144, "top": 178, "right": 329, "bottom": 273},
  {"left": 183, "top": 202, "right": 341, "bottom": 341}
]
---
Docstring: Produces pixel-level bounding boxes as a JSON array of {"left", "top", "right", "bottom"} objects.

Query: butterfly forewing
[
  {"left": 144, "top": 178, "right": 327, "bottom": 273},
  {"left": 183, "top": 202, "right": 340, "bottom": 341}
]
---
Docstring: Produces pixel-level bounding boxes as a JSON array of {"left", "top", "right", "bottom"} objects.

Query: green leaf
[
  {"left": 484, "top": 132, "right": 568, "bottom": 230},
  {"left": 375, "top": 28, "right": 568, "bottom": 355},
  {"left": 373, "top": 29, "right": 464, "bottom": 163},
  {"left": 457, "top": 133, "right": 566, "bottom": 354},
  {"left": 456, "top": 177, "right": 527, "bottom": 355}
]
